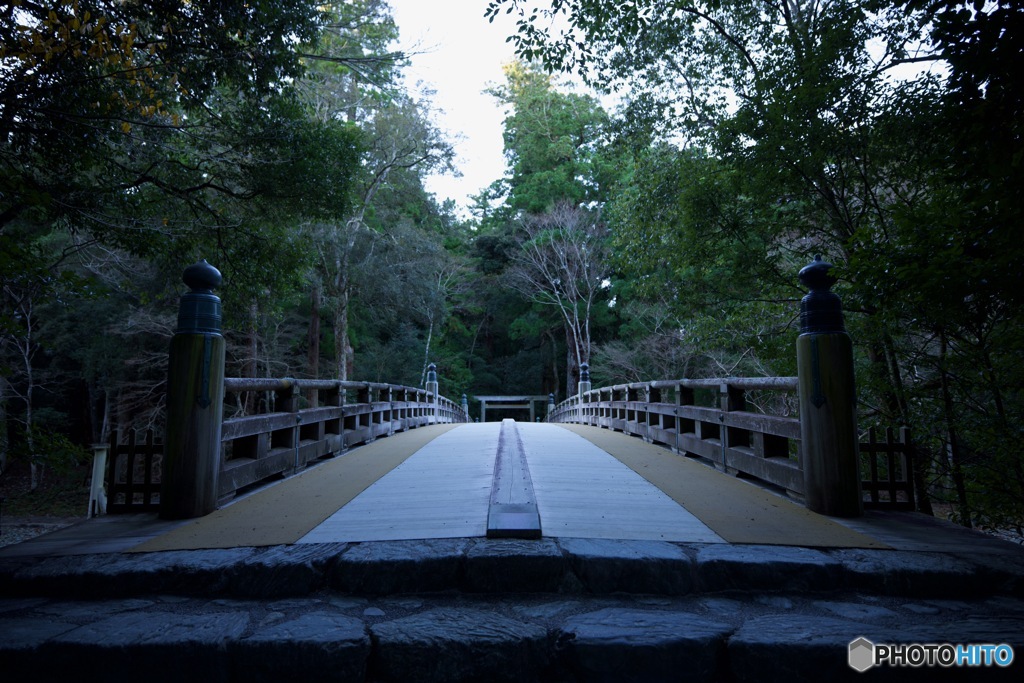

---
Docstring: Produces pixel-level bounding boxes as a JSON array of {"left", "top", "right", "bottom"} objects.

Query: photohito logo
[{"left": 849, "top": 637, "right": 1015, "bottom": 671}]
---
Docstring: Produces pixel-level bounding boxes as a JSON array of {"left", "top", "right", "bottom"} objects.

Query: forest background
[{"left": 1, "top": 0, "right": 1021, "bottom": 537}]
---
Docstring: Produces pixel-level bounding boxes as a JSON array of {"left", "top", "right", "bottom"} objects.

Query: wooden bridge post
[
  {"left": 796, "top": 257, "right": 863, "bottom": 517},
  {"left": 160, "top": 260, "right": 225, "bottom": 520},
  {"left": 578, "top": 362, "right": 591, "bottom": 423},
  {"left": 425, "top": 363, "right": 439, "bottom": 424}
]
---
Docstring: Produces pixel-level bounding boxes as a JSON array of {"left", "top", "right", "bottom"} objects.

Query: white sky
[{"left": 389, "top": 0, "right": 520, "bottom": 217}]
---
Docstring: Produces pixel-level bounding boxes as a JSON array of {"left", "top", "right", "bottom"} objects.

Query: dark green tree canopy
[{"left": 1, "top": 1, "right": 364, "bottom": 245}]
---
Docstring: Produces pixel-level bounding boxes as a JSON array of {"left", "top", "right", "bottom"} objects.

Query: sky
[{"left": 388, "top": 0, "right": 520, "bottom": 216}]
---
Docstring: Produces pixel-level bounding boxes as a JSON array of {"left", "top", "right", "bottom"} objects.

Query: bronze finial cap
[
  {"left": 798, "top": 255, "right": 836, "bottom": 291},
  {"left": 177, "top": 260, "right": 222, "bottom": 335},
  {"left": 798, "top": 256, "right": 844, "bottom": 334},
  {"left": 182, "top": 259, "right": 222, "bottom": 294}
]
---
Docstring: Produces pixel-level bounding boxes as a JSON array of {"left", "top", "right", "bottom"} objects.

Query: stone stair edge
[{"left": 2, "top": 536, "right": 1022, "bottom": 600}]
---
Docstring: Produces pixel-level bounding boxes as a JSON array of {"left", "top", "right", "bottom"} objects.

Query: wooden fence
[
  {"left": 105, "top": 429, "right": 162, "bottom": 513},
  {"left": 860, "top": 426, "right": 916, "bottom": 510},
  {"left": 547, "top": 378, "right": 916, "bottom": 509},
  {"left": 101, "top": 375, "right": 915, "bottom": 513},
  {"left": 103, "top": 378, "right": 468, "bottom": 512}
]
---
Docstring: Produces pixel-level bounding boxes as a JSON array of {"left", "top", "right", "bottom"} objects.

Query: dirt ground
[{"left": 0, "top": 459, "right": 90, "bottom": 548}]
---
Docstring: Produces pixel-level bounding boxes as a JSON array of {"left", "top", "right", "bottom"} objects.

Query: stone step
[
  {"left": 4, "top": 538, "right": 1024, "bottom": 681},
  {"left": 2, "top": 537, "right": 1023, "bottom": 601},
  {"left": 3, "top": 589, "right": 1022, "bottom": 682}
]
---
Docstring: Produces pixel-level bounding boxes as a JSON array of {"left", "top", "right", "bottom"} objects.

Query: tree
[
  {"left": 0, "top": 1, "right": 343, "bottom": 238},
  {"left": 507, "top": 202, "right": 609, "bottom": 394},
  {"left": 481, "top": 61, "right": 620, "bottom": 395},
  {"left": 0, "top": 1, "right": 372, "bottom": 475},
  {"left": 294, "top": 1, "right": 455, "bottom": 383},
  {"left": 884, "top": 0, "right": 1024, "bottom": 529},
  {"left": 490, "top": 61, "right": 613, "bottom": 214},
  {"left": 489, "top": 0, "right": 1024, "bottom": 529}
]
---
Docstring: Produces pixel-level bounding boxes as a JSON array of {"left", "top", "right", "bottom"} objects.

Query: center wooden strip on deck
[
  {"left": 518, "top": 423, "right": 726, "bottom": 543},
  {"left": 297, "top": 422, "right": 500, "bottom": 543},
  {"left": 487, "top": 419, "right": 542, "bottom": 538}
]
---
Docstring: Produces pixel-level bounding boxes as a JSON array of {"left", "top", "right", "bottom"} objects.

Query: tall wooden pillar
[
  {"left": 160, "top": 260, "right": 225, "bottom": 519},
  {"left": 796, "top": 256, "right": 863, "bottom": 517}
]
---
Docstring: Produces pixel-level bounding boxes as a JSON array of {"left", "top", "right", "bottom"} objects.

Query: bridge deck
[
  {"left": 2, "top": 421, "right": 1019, "bottom": 557},
  {"left": 299, "top": 422, "right": 498, "bottom": 542}
]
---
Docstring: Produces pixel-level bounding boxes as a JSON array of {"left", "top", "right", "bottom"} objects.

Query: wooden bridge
[
  {"left": 6, "top": 260, "right": 1022, "bottom": 683},
  {"left": 99, "top": 373, "right": 914, "bottom": 523},
  {"left": 80, "top": 365, "right": 933, "bottom": 563},
  {"left": 87, "top": 256, "right": 915, "bottom": 546}
]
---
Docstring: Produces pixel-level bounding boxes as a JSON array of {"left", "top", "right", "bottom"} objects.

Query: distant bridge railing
[
  {"left": 218, "top": 378, "right": 468, "bottom": 501},
  {"left": 547, "top": 377, "right": 915, "bottom": 509}
]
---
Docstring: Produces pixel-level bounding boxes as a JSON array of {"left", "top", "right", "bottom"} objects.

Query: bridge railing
[
  {"left": 218, "top": 377, "right": 468, "bottom": 500},
  {"left": 101, "top": 261, "right": 476, "bottom": 517},
  {"left": 95, "top": 378, "right": 467, "bottom": 514},
  {"left": 548, "top": 377, "right": 806, "bottom": 496},
  {"left": 548, "top": 377, "right": 916, "bottom": 509}
]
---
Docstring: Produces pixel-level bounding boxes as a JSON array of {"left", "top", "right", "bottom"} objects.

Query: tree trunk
[
  {"left": 545, "top": 329, "right": 560, "bottom": 401},
  {"left": 939, "top": 334, "right": 972, "bottom": 528},
  {"left": 565, "top": 328, "right": 579, "bottom": 397},
  {"left": 421, "top": 318, "right": 434, "bottom": 387},
  {"left": 307, "top": 284, "right": 321, "bottom": 405},
  {"left": 564, "top": 323, "right": 585, "bottom": 396},
  {"left": 307, "top": 285, "right": 321, "bottom": 378},
  {"left": 977, "top": 342, "right": 1024, "bottom": 523},
  {"left": 242, "top": 300, "right": 259, "bottom": 414},
  {"left": 101, "top": 388, "right": 112, "bottom": 445},
  {"left": 883, "top": 333, "right": 932, "bottom": 514},
  {"left": 24, "top": 339, "right": 40, "bottom": 491},
  {"left": 334, "top": 285, "right": 351, "bottom": 382},
  {"left": 0, "top": 376, "right": 8, "bottom": 476}
]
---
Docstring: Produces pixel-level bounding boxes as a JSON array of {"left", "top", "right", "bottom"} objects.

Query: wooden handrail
[
  {"left": 548, "top": 377, "right": 804, "bottom": 496},
  {"left": 547, "top": 376, "right": 913, "bottom": 508},
  {"left": 215, "top": 376, "right": 468, "bottom": 503}
]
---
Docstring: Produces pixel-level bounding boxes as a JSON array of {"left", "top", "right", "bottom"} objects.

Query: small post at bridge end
[
  {"left": 425, "top": 362, "right": 439, "bottom": 423},
  {"left": 577, "top": 362, "right": 591, "bottom": 423}
]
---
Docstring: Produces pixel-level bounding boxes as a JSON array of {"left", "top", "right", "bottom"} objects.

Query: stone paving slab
[
  {"left": 370, "top": 607, "right": 551, "bottom": 682},
  {"left": 4, "top": 532, "right": 1024, "bottom": 682},
  {"left": 230, "top": 611, "right": 369, "bottom": 683},
  {"left": 562, "top": 608, "right": 733, "bottom": 683},
  {"left": 2, "top": 588, "right": 1022, "bottom": 682},
  {"left": 4, "top": 538, "right": 1024, "bottom": 600}
]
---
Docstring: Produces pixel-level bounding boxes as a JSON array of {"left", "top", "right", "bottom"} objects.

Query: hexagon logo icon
[{"left": 849, "top": 637, "right": 875, "bottom": 672}]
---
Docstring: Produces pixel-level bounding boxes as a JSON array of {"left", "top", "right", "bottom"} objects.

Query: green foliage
[
  {"left": 606, "top": 144, "right": 796, "bottom": 378},
  {"left": 6, "top": 0, "right": 1021, "bottom": 535},
  {"left": 490, "top": 61, "right": 614, "bottom": 213},
  {"left": 1, "top": 0, "right": 327, "bottom": 234},
  {"left": 489, "top": 0, "right": 1024, "bottom": 532}
]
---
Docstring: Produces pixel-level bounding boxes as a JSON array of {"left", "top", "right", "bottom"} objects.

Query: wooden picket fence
[
  {"left": 860, "top": 426, "right": 916, "bottom": 510},
  {"left": 105, "top": 429, "right": 162, "bottom": 513}
]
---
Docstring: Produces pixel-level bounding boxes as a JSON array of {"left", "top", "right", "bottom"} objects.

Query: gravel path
[{"left": 0, "top": 517, "right": 78, "bottom": 549}]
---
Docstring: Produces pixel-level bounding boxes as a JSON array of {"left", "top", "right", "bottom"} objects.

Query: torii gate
[{"left": 475, "top": 395, "right": 549, "bottom": 423}]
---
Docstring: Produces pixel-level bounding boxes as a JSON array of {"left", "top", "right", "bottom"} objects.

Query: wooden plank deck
[
  {"left": 298, "top": 421, "right": 727, "bottom": 543},
  {"left": 519, "top": 423, "right": 726, "bottom": 543},
  {"left": 297, "top": 423, "right": 499, "bottom": 543}
]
